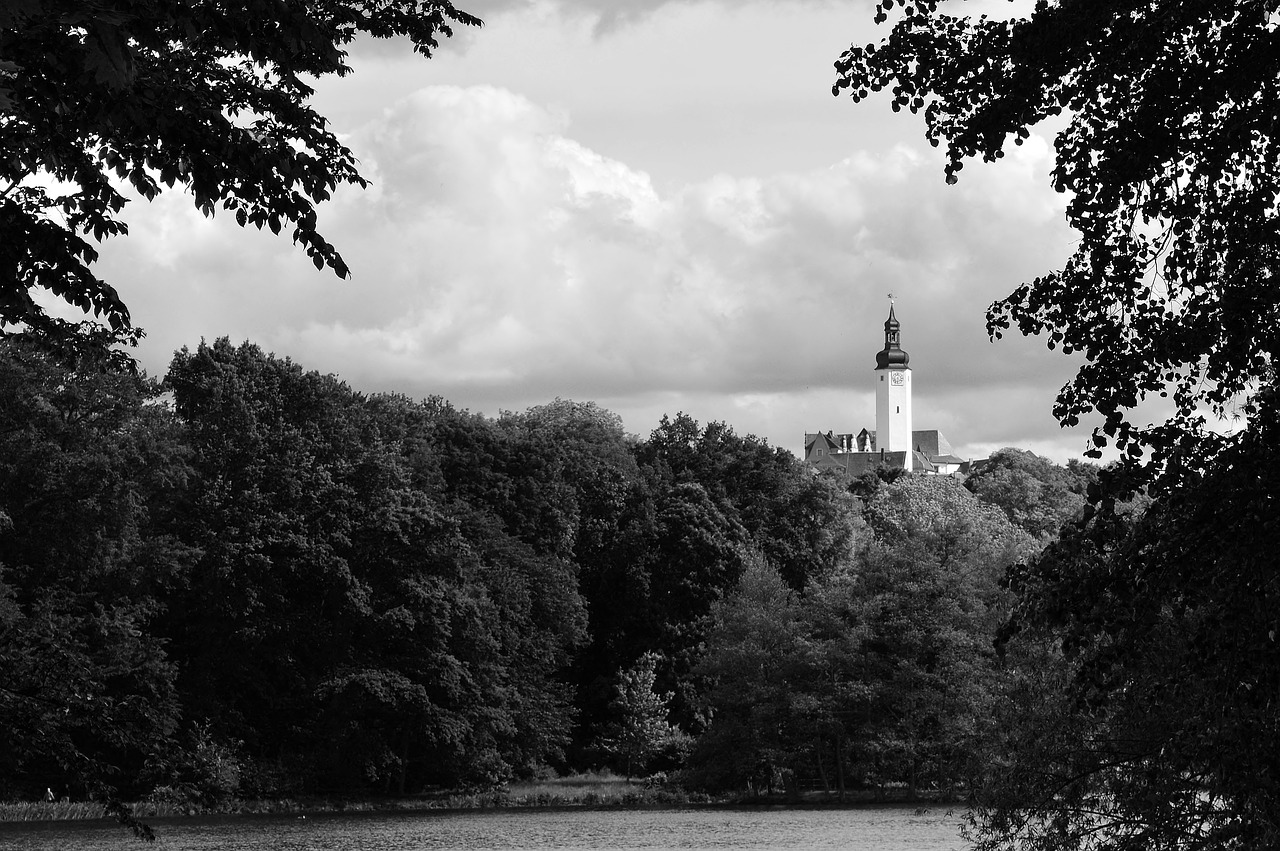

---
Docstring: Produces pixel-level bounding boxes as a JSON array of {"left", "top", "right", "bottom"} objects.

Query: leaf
[{"left": 84, "top": 21, "right": 136, "bottom": 90}]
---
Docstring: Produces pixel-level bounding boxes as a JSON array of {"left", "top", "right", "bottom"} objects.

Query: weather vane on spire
[{"left": 887, "top": 293, "right": 895, "bottom": 304}]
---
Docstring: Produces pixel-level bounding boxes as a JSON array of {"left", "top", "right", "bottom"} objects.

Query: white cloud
[
  {"left": 459, "top": 0, "right": 833, "bottom": 35},
  {"left": 94, "top": 77, "right": 1087, "bottom": 460}
]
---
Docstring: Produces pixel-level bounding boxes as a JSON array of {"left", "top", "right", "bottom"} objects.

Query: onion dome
[{"left": 875, "top": 304, "right": 910, "bottom": 369}]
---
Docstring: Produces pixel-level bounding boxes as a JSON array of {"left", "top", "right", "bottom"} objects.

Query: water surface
[{"left": 0, "top": 805, "right": 966, "bottom": 850}]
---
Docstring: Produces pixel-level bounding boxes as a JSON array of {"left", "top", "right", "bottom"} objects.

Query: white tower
[{"left": 874, "top": 303, "right": 913, "bottom": 470}]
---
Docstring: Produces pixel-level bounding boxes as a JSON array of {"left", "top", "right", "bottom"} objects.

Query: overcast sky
[{"left": 94, "top": 0, "right": 1099, "bottom": 462}]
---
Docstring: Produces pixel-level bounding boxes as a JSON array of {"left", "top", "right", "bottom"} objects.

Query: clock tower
[{"left": 875, "top": 303, "right": 913, "bottom": 470}]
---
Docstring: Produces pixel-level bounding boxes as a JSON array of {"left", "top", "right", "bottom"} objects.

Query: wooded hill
[{"left": 0, "top": 333, "right": 1095, "bottom": 805}]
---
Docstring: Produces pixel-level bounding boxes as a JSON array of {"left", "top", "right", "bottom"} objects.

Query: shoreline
[{"left": 0, "top": 785, "right": 959, "bottom": 824}]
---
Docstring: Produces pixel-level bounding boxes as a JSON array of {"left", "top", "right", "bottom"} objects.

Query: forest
[
  {"left": 0, "top": 331, "right": 1096, "bottom": 807},
  {"left": 8, "top": 3, "right": 1280, "bottom": 846}
]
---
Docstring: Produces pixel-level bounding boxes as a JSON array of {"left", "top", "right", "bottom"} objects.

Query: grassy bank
[
  {"left": 0, "top": 772, "right": 709, "bottom": 823},
  {"left": 1, "top": 772, "right": 948, "bottom": 823}
]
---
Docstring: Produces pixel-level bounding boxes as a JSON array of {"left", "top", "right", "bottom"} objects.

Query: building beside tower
[{"left": 804, "top": 305, "right": 969, "bottom": 476}]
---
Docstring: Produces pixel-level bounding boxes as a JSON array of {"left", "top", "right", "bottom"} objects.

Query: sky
[{"left": 93, "top": 0, "right": 1098, "bottom": 462}]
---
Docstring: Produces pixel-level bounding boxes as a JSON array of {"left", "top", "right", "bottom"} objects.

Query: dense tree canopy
[
  {"left": 846, "top": 476, "right": 1033, "bottom": 793},
  {"left": 0, "top": 0, "right": 478, "bottom": 338},
  {"left": 638, "top": 414, "right": 859, "bottom": 590},
  {"left": 164, "top": 340, "right": 588, "bottom": 791},
  {"left": 3, "top": 328, "right": 1117, "bottom": 820},
  {"left": 977, "top": 400, "right": 1280, "bottom": 850},
  {"left": 964, "top": 448, "right": 1094, "bottom": 541},
  {"left": 692, "top": 554, "right": 813, "bottom": 794},
  {"left": 835, "top": 0, "right": 1280, "bottom": 471},
  {"left": 693, "top": 476, "right": 1033, "bottom": 797},
  {"left": 836, "top": 2, "right": 1280, "bottom": 848},
  {"left": 2, "top": 334, "right": 888, "bottom": 811},
  {"left": 0, "top": 335, "right": 190, "bottom": 813}
]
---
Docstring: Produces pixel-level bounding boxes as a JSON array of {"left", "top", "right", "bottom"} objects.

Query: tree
[
  {"left": 689, "top": 477, "right": 1032, "bottom": 798},
  {"left": 0, "top": 333, "right": 192, "bottom": 832},
  {"left": 864, "top": 474, "right": 1035, "bottom": 572},
  {"left": 162, "top": 341, "right": 588, "bottom": 792},
  {"left": 691, "top": 554, "right": 815, "bottom": 794},
  {"left": 599, "top": 652, "right": 686, "bottom": 781},
  {"left": 836, "top": 3, "right": 1280, "bottom": 847},
  {"left": 354, "top": 394, "right": 590, "bottom": 785},
  {"left": 637, "top": 414, "right": 858, "bottom": 589},
  {"left": 972, "top": 400, "right": 1280, "bottom": 851},
  {"left": 834, "top": 0, "right": 1280, "bottom": 474},
  {"left": 845, "top": 476, "right": 1032, "bottom": 797},
  {"left": 965, "top": 448, "right": 1094, "bottom": 541},
  {"left": 0, "top": 0, "right": 479, "bottom": 338}
]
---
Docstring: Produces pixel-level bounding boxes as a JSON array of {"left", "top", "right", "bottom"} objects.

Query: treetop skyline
[{"left": 13, "top": 0, "right": 1099, "bottom": 463}]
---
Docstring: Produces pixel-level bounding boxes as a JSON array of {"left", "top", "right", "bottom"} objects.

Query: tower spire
[
  {"left": 874, "top": 302, "right": 913, "bottom": 470},
  {"left": 876, "top": 302, "right": 910, "bottom": 369}
]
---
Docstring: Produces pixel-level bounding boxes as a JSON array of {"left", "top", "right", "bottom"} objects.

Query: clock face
[{"left": 890, "top": 371, "right": 905, "bottom": 386}]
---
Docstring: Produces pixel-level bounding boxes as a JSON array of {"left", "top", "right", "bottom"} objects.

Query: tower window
[{"left": 896, "top": 406, "right": 900, "bottom": 413}]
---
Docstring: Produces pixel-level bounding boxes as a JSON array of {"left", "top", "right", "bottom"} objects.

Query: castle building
[{"left": 804, "top": 305, "right": 968, "bottom": 476}]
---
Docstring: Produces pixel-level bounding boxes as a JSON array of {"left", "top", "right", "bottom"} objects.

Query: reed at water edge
[{"left": 0, "top": 772, "right": 706, "bottom": 822}]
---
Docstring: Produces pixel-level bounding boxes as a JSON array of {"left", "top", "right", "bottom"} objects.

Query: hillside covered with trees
[{"left": 0, "top": 332, "right": 1094, "bottom": 811}]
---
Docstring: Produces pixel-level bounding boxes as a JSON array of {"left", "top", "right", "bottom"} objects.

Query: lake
[{"left": 0, "top": 805, "right": 966, "bottom": 850}]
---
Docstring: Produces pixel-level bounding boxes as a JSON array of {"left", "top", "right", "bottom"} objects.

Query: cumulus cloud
[
  {"left": 458, "top": 0, "right": 855, "bottom": 35},
  {"left": 450, "top": 0, "right": 1019, "bottom": 40},
  {"left": 98, "top": 78, "right": 1085, "bottom": 460}
]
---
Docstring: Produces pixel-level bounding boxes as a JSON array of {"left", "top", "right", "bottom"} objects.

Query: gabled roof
[{"left": 805, "top": 431, "right": 842, "bottom": 454}]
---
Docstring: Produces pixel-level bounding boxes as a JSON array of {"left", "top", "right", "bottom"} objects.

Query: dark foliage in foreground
[
  {"left": 837, "top": 1, "right": 1280, "bottom": 847},
  {"left": 1, "top": 0, "right": 478, "bottom": 341},
  {"left": 974, "top": 397, "right": 1280, "bottom": 850}
]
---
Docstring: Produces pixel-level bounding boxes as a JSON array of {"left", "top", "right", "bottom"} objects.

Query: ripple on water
[{"left": 0, "top": 805, "right": 967, "bottom": 851}]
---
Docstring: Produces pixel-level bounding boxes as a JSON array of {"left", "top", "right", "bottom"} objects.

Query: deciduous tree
[
  {"left": 163, "top": 340, "right": 586, "bottom": 791},
  {"left": 691, "top": 554, "right": 815, "bottom": 793},
  {"left": 965, "top": 448, "right": 1094, "bottom": 541},
  {"left": 836, "top": 2, "right": 1280, "bottom": 846},
  {"left": 975, "top": 399, "right": 1280, "bottom": 851},
  {"left": 690, "top": 477, "right": 1031, "bottom": 798},
  {"left": 846, "top": 476, "right": 1031, "bottom": 797},
  {"left": 834, "top": 0, "right": 1280, "bottom": 473},
  {"left": 638, "top": 414, "right": 858, "bottom": 589},
  {"left": 1, "top": 0, "right": 478, "bottom": 338},
  {"left": 599, "top": 652, "right": 686, "bottom": 781},
  {"left": 0, "top": 332, "right": 191, "bottom": 822}
]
